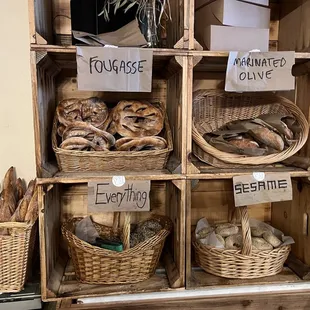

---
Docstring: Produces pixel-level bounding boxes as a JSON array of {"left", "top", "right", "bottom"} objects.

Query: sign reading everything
[
  {"left": 88, "top": 180, "right": 150, "bottom": 212},
  {"left": 225, "top": 51, "right": 295, "bottom": 92},
  {"left": 233, "top": 172, "right": 292, "bottom": 207},
  {"left": 77, "top": 46, "right": 153, "bottom": 92}
]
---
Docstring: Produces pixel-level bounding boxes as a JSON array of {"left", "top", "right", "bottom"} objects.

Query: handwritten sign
[
  {"left": 88, "top": 180, "right": 150, "bottom": 212},
  {"left": 77, "top": 46, "right": 153, "bottom": 92},
  {"left": 225, "top": 51, "right": 295, "bottom": 92},
  {"left": 233, "top": 172, "right": 292, "bottom": 207}
]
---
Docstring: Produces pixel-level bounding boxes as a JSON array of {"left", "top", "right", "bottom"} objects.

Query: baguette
[
  {"left": 3, "top": 167, "right": 14, "bottom": 190},
  {"left": 0, "top": 183, "right": 16, "bottom": 221},
  {"left": 11, "top": 180, "right": 35, "bottom": 222},
  {"left": 15, "top": 178, "right": 25, "bottom": 202},
  {"left": 24, "top": 189, "right": 38, "bottom": 224}
]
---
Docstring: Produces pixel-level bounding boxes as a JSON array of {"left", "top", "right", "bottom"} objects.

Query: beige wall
[{"left": 0, "top": 1, "right": 36, "bottom": 183}]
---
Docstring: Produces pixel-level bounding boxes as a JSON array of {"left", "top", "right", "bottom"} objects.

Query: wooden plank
[
  {"left": 188, "top": 267, "right": 301, "bottom": 289},
  {"left": 48, "top": 260, "right": 171, "bottom": 301},
  {"left": 28, "top": 0, "right": 36, "bottom": 43},
  {"left": 37, "top": 172, "right": 185, "bottom": 184},
  {"left": 185, "top": 180, "right": 192, "bottom": 287},
  {"left": 33, "top": 0, "right": 53, "bottom": 43},
  {"left": 166, "top": 68, "right": 183, "bottom": 171},
  {"left": 30, "top": 51, "right": 42, "bottom": 177}
]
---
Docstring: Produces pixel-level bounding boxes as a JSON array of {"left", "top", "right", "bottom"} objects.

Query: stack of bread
[
  {"left": 197, "top": 223, "right": 283, "bottom": 251},
  {"left": 0, "top": 167, "right": 37, "bottom": 231},
  {"left": 204, "top": 114, "right": 301, "bottom": 156},
  {"left": 56, "top": 97, "right": 167, "bottom": 152}
]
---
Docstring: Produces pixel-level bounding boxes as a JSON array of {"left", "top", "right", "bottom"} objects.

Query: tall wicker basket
[
  {"left": 0, "top": 222, "right": 37, "bottom": 292},
  {"left": 62, "top": 214, "right": 172, "bottom": 285},
  {"left": 192, "top": 90, "right": 309, "bottom": 168},
  {"left": 193, "top": 206, "right": 291, "bottom": 279}
]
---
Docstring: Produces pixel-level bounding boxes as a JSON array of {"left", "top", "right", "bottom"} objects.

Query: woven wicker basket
[
  {"left": 0, "top": 222, "right": 37, "bottom": 292},
  {"left": 62, "top": 213, "right": 172, "bottom": 285},
  {"left": 192, "top": 90, "right": 309, "bottom": 168},
  {"left": 52, "top": 103, "right": 173, "bottom": 172},
  {"left": 193, "top": 206, "right": 291, "bottom": 279}
]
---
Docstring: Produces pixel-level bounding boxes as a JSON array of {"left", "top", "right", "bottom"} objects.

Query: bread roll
[
  {"left": 197, "top": 226, "right": 214, "bottom": 239},
  {"left": 252, "top": 237, "right": 273, "bottom": 250},
  {"left": 225, "top": 234, "right": 243, "bottom": 250},
  {"left": 215, "top": 223, "right": 238, "bottom": 237},
  {"left": 263, "top": 231, "right": 282, "bottom": 248},
  {"left": 251, "top": 227, "right": 267, "bottom": 238}
]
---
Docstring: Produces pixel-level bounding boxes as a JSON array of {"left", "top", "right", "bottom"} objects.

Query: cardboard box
[
  {"left": 196, "top": 0, "right": 270, "bottom": 29},
  {"left": 241, "top": 0, "right": 269, "bottom": 6},
  {"left": 203, "top": 25, "right": 269, "bottom": 52}
]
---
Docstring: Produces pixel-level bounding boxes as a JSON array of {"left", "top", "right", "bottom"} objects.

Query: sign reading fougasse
[
  {"left": 233, "top": 172, "right": 292, "bottom": 207},
  {"left": 225, "top": 51, "right": 295, "bottom": 92},
  {"left": 77, "top": 46, "right": 153, "bottom": 92},
  {"left": 88, "top": 179, "right": 151, "bottom": 212}
]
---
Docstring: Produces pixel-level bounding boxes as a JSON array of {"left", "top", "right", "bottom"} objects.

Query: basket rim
[
  {"left": 62, "top": 215, "right": 173, "bottom": 257},
  {"left": 192, "top": 90, "right": 309, "bottom": 165},
  {"left": 52, "top": 101, "right": 173, "bottom": 158},
  {"left": 192, "top": 237, "right": 291, "bottom": 258}
]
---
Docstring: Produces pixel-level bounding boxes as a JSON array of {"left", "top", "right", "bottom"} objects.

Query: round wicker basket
[
  {"left": 192, "top": 90, "right": 309, "bottom": 168},
  {"left": 192, "top": 207, "right": 291, "bottom": 279}
]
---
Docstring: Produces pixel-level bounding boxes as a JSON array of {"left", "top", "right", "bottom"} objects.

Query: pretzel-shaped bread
[{"left": 113, "top": 100, "right": 164, "bottom": 137}]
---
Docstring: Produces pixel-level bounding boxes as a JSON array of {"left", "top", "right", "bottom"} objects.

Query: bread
[
  {"left": 228, "top": 138, "right": 259, "bottom": 149},
  {"left": 216, "top": 234, "right": 225, "bottom": 246},
  {"left": 15, "top": 178, "right": 25, "bottom": 202},
  {"left": 80, "top": 97, "right": 109, "bottom": 128},
  {"left": 24, "top": 189, "right": 38, "bottom": 224},
  {"left": 225, "top": 234, "right": 243, "bottom": 250},
  {"left": 263, "top": 231, "right": 282, "bottom": 248},
  {"left": 62, "top": 122, "right": 115, "bottom": 150},
  {"left": 11, "top": 180, "right": 35, "bottom": 222},
  {"left": 115, "top": 136, "right": 167, "bottom": 151},
  {"left": 3, "top": 166, "right": 14, "bottom": 190},
  {"left": 251, "top": 227, "right": 267, "bottom": 238},
  {"left": 252, "top": 237, "right": 273, "bottom": 250},
  {"left": 56, "top": 98, "right": 83, "bottom": 126},
  {"left": 197, "top": 226, "right": 214, "bottom": 239},
  {"left": 249, "top": 125, "right": 284, "bottom": 151},
  {"left": 113, "top": 101, "right": 164, "bottom": 137},
  {"left": 215, "top": 223, "right": 239, "bottom": 237}
]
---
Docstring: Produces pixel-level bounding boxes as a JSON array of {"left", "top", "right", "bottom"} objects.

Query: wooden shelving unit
[{"left": 28, "top": 0, "right": 310, "bottom": 308}]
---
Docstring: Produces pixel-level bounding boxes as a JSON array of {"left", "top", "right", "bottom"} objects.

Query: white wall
[{"left": 0, "top": 1, "right": 36, "bottom": 183}]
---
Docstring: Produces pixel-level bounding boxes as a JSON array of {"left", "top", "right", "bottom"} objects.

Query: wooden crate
[
  {"left": 30, "top": 51, "right": 188, "bottom": 178},
  {"left": 187, "top": 0, "right": 310, "bottom": 176},
  {"left": 186, "top": 178, "right": 310, "bottom": 290},
  {"left": 28, "top": 0, "right": 193, "bottom": 49},
  {"left": 38, "top": 178, "right": 185, "bottom": 302}
]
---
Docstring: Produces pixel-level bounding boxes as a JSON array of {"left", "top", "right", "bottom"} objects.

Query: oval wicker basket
[
  {"left": 52, "top": 102, "right": 173, "bottom": 172},
  {"left": 192, "top": 90, "right": 309, "bottom": 168},
  {"left": 62, "top": 214, "right": 172, "bottom": 285},
  {"left": 192, "top": 206, "right": 291, "bottom": 279}
]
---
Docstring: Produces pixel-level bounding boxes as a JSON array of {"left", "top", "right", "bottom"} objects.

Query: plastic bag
[{"left": 75, "top": 216, "right": 100, "bottom": 244}]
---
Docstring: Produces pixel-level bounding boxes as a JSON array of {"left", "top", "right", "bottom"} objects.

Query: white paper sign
[
  {"left": 77, "top": 46, "right": 153, "bottom": 92},
  {"left": 233, "top": 172, "right": 292, "bottom": 207},
  {"left": 88, "top": 180, "right": 151, "bottom": 212},
  {"left": 225, "top": 51, "right": 295, "bottom": 92}
]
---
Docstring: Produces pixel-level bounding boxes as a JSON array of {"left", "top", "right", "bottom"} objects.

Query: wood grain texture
[{"left": 59, "top": 292, "right": 310, "bottom": 309}]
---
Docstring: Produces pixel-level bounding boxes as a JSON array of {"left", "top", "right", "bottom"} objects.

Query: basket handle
[
  {"left": 112, "top": 212, "right": 120, "bottom": 234},
  {"left": 238, "top": 206, "right": 252, "bottom": 256},
  {"left": 123, "top": 212, "right": 131, "bottom": 250}
]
